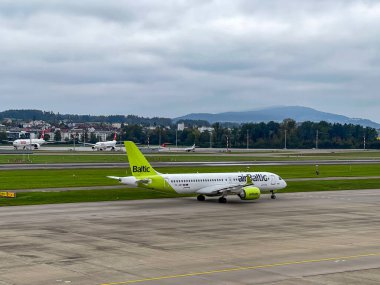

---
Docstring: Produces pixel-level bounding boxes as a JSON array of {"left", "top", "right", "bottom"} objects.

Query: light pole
[
  {"left": 284, "top": 129, "right": 287, "bottom": 149},
  {"left": 316, "top": 130, "right": 319, "bottom": 149},
  {"left": 246, "top": 129, "right": 249, "bottom": 149},
  {"left": 158, "top": 127, "right": 161, "bottom": 146}
]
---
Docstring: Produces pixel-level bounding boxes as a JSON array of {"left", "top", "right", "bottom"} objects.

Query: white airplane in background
[
  {"left": 108, "top": 141, "right": 287, "bottom": 203},
  {"left": 87, "top": 133, "right": 121, "bottom": 151},
  {"left": 159, "top": 143, "right": 196, "bottom": 152},
  {"left": 12, "top": 131, "right": 48, "bottom": 150}
]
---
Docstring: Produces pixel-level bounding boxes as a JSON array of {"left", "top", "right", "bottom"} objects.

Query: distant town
[{"left": 0, "top": 109, "right": 379, "bottom": 149}]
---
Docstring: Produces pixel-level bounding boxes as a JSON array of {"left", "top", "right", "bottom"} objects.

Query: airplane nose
[{"left": 283, "top": 180, "right": 287, "bottom": 188}]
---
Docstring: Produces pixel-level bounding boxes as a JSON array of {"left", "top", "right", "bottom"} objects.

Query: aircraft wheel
[
  {"left": 218, "top": 197, "right": 227, "bottom": 203},
  {"left": 197, "top": 195, "right": 205, "bottom": 201},
  {"left": 270, "top": 191, "right": 276, "bottom": 199}
]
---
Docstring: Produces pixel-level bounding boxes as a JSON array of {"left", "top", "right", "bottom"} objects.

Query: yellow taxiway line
[{"left": 101, "top": 252, "right": 380, "bottom": 285}]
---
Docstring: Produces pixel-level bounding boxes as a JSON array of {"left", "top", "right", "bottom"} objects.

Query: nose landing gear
[{"left": 270, "top": 190, "right": 276, "bottom": 199}]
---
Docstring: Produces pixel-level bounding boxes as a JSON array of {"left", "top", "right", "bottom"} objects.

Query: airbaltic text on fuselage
[
  {"left": 238, "top": 174, "right": 269, "bottom": 182},
  {"left": 133, "top": 166, "right": 151, "bottom": 173}
]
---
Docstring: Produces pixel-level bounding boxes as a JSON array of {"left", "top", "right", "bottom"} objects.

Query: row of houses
[
  {"left": 5, "top": 129, "right": 113, "bottom": 142},
  {"left": 2, "top": 119, "right": 214, "bottom": 143}
]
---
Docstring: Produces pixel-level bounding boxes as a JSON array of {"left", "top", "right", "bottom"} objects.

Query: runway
[
  {"left": 2, "top": 159, "right": 380, "bottom": 170},
  {"left": 0, "top": 190, "right": 379, "bottom": 285}
]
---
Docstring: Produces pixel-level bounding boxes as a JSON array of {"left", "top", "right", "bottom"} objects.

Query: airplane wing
[
  {"left": 196, "top": 176, "right": 254, "bottom": 195},
  {"left": 107, "top": 176, "right": 121, "bottom": 180},
  {"left": 196, "top": 184, "right": 243, "bottom": 195}
]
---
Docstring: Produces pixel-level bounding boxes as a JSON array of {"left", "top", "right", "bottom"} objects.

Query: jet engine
[{"left": 238, "top": 186, "right": 261, "bottom": 200}]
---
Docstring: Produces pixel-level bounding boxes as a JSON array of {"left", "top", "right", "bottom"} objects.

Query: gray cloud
[{"left": 1, "top": 0, "right": 380, "bottom": 121}]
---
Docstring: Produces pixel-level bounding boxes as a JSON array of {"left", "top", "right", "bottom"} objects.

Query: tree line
[
  {"left": 0, "top": 109, "right": 173, "bottom": 126},
  {"left": 118, "top": 119, "right": 380, "bottom": 149}
]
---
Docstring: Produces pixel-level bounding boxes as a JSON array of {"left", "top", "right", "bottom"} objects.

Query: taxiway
[{"left": 0, "top": 189, "right": 379, "bottom": 284}]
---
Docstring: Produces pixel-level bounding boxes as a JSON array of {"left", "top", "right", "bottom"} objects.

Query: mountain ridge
[{"left": 174, "top": 106, "right": 380, "bottom": 129}]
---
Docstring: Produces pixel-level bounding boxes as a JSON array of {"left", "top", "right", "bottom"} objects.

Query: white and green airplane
[{"left": 108, "top": 141, "right": 287, "bottom": 203}]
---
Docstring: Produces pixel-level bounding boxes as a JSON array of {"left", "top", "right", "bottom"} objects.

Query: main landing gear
[
  {"left": 218, "top": 196, "right": 227, "bottom": 203},
  {"left": 197, "top": 195, "right": 227, "bottom": 203},
  {"left": 197, "top": 195, "right": 205, "bottom": 201},
  {"left": 270, "top": 190, "right": 276, "bottom": 199}
]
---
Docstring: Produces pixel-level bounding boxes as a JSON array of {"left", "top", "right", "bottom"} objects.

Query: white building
[
  {"left": 177, "top": 123, "right": 185, "bottom": 131},
  {"left": 198, "top": 126, "right": 214, "bottom": 133},
  {"left": 112, "top": 123, "right": 122, "bottom": 129}
]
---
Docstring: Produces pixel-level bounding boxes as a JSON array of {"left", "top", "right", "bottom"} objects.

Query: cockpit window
[{"left": 278, "top": 176, "right": 282, "bottom": 180}]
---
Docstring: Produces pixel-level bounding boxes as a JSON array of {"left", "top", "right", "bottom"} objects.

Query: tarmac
[
  {"left": 2, "top": 159, "right": 380, "bottom": 170},
  {"left": 1, "top": 189, "right": 380, "bottom": 285}
]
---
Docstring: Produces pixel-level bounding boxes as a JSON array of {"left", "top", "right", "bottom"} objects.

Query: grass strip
[
  {"left": 0, "top": 188, "right": 192, "bottom": 206},
  {"left": 1, "top": 164, "right": 380, "bottom": 190},
  {"left": 283, "top": 179, "right": 380, "bottom": 193}
]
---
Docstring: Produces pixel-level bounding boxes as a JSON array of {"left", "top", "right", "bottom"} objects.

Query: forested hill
[
  {"left": 0, "top": 109, "right": 172, "bottom": 126},
  {"left": 174, "top": 106, "right": 380, "bottom": 129}
]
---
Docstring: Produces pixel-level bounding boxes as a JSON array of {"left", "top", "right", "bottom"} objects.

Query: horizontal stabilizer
[{"left": 107, "top": 176, "right": 121, "bottom": 180}]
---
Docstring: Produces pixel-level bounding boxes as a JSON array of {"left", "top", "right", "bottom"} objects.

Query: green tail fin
[{"left": 124, "top": 141, "right": 157, "bottom": 177}]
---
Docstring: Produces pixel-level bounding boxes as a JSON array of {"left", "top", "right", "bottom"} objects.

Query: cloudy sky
[{"left": 1, "top": 0, "right": 380, "bottom": 121}]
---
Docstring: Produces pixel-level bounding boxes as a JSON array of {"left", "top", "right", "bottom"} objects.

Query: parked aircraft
[
  {"left": 108, "top": 141, "right": 287, "bottom": 203},
  {"left": 12, "top": 131, "right": 48, "bottom": 150},
  {"left": 159, "top": 143, "right": 196, "bottom": 152},
  {"left": 86, "top": 133, "right": 122, "bottom": 151}
]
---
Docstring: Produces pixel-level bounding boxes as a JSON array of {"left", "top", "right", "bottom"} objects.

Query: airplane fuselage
[
  {"left": 119, "top": 172, "right": 286, "bottom": 194},
  {"left": 164, "top": 172, "right": 285, "bottom": 194},
  {"left": 93, "top": 141, "right": 117, "bottom": 151},
  {"left": 13, "top": 139, "right": 46, "bottom": 150}
]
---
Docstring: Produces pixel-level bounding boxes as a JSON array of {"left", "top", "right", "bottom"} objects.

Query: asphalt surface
[
  {"left": 2, "top": 159, "right": 380, "bottom": 170},
  {"left": 0, "top": 189, "right": 379, "bottom": 285}
]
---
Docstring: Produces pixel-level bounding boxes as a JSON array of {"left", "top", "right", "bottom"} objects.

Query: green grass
[
  {"left": 284, "top": 179, "right": 380, "bottom": 193},
  {"left": 1, "top": 164, "right": 380, "bottom": 191},
  {"left": 0, "top": 188, "right": 192, "bottom": 206},
  {"left": 1, "top": 163, "right": 379, "bottom": 206},
  {"left": 0, "top": 168, "right": 126, "bottom": 190}
]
